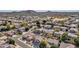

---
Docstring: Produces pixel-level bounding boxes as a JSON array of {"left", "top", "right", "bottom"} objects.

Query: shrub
[
  {"left": 7, "top": 39, "right": 15, "bottom": 45},
  {"left": 50, "top": 44, "right": 59, "bottom": 48},
  {"left": 25, "top": 27, "right": 29, "bottom": 31},
  {"left": 60, "top": 21, "right": 65, "bottom": 26},
  {"left": 17, "top": 29, "right": 22, "bottom": 35},
  {"left": 6, "top": 24, "right": 11, "bottom": 30},
  {"left": 21, "top": 21, "right": 28, "bottom": 27},
  {"left": 47, "top": 33, "right": 52, "bottom": 38},
  {"left": 39, "top": 39, "right": 47, "bottom": 48},
  {"left": 54, "top": 29, "right": 60, "bottom": 32},
  {"left": 10, "top": 25, "right": 16, "bottom": 29}
]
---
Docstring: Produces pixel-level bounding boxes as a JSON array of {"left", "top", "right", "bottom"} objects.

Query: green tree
[
  {"left": 42, "top": 20, "right": 46, "bottom": 25},
  {"left": 36, "top": 21, "right": 41, "bottom": 28},
  {"left": 8, "top": 21, "right": 12, "bottom": 25},
  {"left": 78, "top": 24, "right": 79, "bottom": 28},
  {"left": 74, "top": 37, "right": 79, "bottom": 47},
  {"left": 25, "top": 27, "right": 29, "bottom": 31},
  {"left": 60, "top": 32, "right": 68, "bottom": 42}
]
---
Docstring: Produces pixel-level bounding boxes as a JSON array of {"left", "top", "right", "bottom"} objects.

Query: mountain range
[{"left": 0, "top": 10, "right": 79, "bottom": 17}]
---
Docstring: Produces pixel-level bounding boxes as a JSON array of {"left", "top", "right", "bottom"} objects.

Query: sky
[{"left": 0, "top": 0, "right": 79, "bottom": 10}]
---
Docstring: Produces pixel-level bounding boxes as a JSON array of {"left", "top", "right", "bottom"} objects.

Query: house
[
  {"left": 53, "top": 26, "right": 60, "bottom": 29},
  {"left": 0, "top": 21, "right": 3, "bottom": 25},
  {"left": 68, "top": 33, "right": 77, "bottom": 38},
  {"left": 69, "top": 28, "right": 78, "bottom": 33},
  {"left": 14, "top": 23, "right": 20, "bottom": 29},
  {"left": 0, "top": 43, "right": 15, "bottom": 48},
  {"left": 60, "top": 27, "right": 68, "bottom": 32},
  {"left": 22, "top": 32, "right": 35, "bottom": 42},
  {"left": 4, "top": 30, "right": 15, "bottom": 37},
  {"left": 44, "top": 29, "right": 54, "bottom": 34},
  {"left": 59, "top": 42, "right": 75, "bottom": 48},
  {"left": 48, "top": 39, "right": 59, "bottom": 45},
  {"left": 65, "top": 21, "right": 70, "bottom": 25},
  {"left": 0, "top": 36, "right": 7, "bottom": 40},
  {"left": 72, "top": 19, "right": 79, "bottom": 24},
  {"left": 32, "top": 29, "right": 43, "bottom": 35},
  {"left": 32, "top": 39, "right": 40, "bottom": 48},
  {"left": 69, "top": 24, "right": 78, "bottom": 28},
  {"left": 16, "top": 27, "right": 25, "bottom": 34},
  {"left": 53, "top": 31, "right": 64, "bottom": 37},
  {"left": 19, "top": 27, "right": 25, "bottom": 32},
  {"left": 44, "top": 25, "right": 52, "bottom": 29}
]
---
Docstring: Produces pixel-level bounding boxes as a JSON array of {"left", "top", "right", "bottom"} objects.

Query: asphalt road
[{"left": 14, "top": 36, "right": 32, "bottom": 48}]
